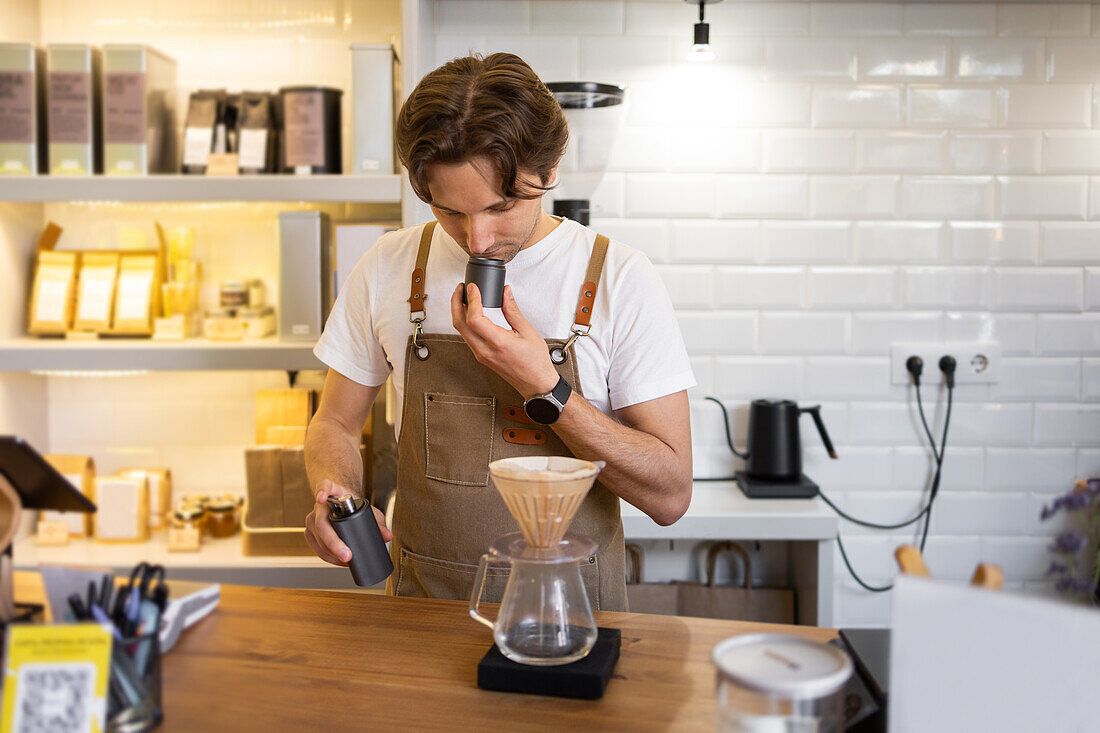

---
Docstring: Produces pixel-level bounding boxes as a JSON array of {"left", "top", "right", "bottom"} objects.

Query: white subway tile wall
[
  {"left": 502, "top": 0, "right": 1097, "bottom": 625},
  {"left": 18, "top": 1, "right": 1098, "bottom": 628}
]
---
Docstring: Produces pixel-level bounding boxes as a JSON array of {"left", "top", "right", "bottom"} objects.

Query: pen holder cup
[{"left": 107, "top": 631, "right": 163, "bottom": 733}]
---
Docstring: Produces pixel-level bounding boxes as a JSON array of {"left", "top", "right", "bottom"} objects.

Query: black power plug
[
  {"left": 906, "top": 355, "right": 924, "bottom": 385},
  {"left": 939, "top": 355, "right": 957, "bottom": 389}
]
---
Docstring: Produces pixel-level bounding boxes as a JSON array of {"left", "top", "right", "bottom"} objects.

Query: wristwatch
[{"left": 523, "top": 375, "right": 572, "bottom": 425}]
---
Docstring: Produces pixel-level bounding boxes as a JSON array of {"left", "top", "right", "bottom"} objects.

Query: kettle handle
[
  {"left": 468, "top": 552, "right": 496, "bottom": 630},
  {"left": 705, "top": 397, "right": 749, "bottom": 460},
  {"left": 800, "top": 405, "right": 838, "bottom": 459}
]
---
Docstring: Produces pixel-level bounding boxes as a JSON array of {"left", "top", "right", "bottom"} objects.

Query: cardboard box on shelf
[
  {"left": 255, "top": 389, "right": 318, "bottom": 445},
  {"left": 117, "top": 468, "right": 171, "bottom": 530},
  {"left": 45, "top": 43, "right": 102, "bottom": 175},
  {"left": 101, "top": 44, "right": 176, "bottom": 175},
  {"left": 93, "top": 475, "right": 149, "bottom": 543},
  {"left": 39, "top": 454, "right": 95, "bottom": 537},
  {"left": 242, "top": 445, "right": 367, "bottom": 556},
  {"left": 0, "top": 42, "right": 47, "bottom": 175}
]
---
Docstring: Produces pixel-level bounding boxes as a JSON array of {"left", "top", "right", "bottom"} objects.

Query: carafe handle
[{"left": 468, "top": 552, "right": 495, "bottom": 630}]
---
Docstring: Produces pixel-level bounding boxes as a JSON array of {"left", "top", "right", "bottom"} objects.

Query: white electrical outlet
[{"left": 890, "top": 342, "right": 1001, "bottom": 385}]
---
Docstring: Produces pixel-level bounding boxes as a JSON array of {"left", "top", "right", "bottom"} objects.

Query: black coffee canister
[
  {"left": 277, "top": 85, "right": 343, "bottom": 174},
  {"left": 327, "top": 494, "right": 393, "bottom": 586},
  {"left": 464, "top": 257, "right": 506, "bottom": 307}
]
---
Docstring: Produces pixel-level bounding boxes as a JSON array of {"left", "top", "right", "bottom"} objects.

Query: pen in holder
[{"left": 108, "top": 630, "right": 162, "bottom": 733}]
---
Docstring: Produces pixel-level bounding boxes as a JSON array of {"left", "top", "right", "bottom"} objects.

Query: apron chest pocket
[{"left": 424, "top": 393, "right": 496, "bottom": 486}]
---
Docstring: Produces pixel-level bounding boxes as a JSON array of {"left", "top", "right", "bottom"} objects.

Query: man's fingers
[
  {"left": 307, "top": 504, "right": 352, "bottom": 563},
  {"left": 304, "top": 525, "right": 346, "bottom": 566},
  {"left": 315, "top": 478, "right": 347, "bottom": 504},
  {"left": 372, "top": 505, "right": 393, "bottom": 542},
  {"left": 500, "top": 285, "right": 537, "bottom": 338},
  {"left": 464, "top": 282, "right": 485, "bottom": 322}
]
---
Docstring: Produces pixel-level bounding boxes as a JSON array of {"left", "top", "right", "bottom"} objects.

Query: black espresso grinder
[{"left": 713, "top": 398, "right": 838, "bottom": 499}]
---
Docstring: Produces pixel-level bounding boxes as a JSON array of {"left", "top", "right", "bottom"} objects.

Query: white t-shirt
[{"left": 314, "top": 217, "right": 695, "bottom": 436}]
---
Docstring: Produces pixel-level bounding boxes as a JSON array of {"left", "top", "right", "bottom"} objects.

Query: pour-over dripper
[{"left": 488, "top": 456, "right": 602, "bottom": 548}]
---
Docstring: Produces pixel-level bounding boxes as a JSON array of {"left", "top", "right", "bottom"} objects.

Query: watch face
[{"left": 525, "top": 397, "right": 560, "bottom": 425}]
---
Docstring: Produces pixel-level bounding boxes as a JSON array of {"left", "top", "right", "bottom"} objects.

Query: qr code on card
[{"left": 10, "top": 662, "right": 98, "bottom": 733}]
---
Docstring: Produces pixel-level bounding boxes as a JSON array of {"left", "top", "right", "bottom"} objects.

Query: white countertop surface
[
  {"left": 621, "top": 481, "right": 838, "bottom": 541},
  {"left": 13, "top": 482, "right": 838, "bottom": 583}
]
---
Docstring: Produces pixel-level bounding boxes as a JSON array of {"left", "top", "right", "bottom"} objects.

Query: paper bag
[
  {"left": 625, "top": 542, "right": 795, "bottom": 624},
  {"left": 676, "top": 541, "right": 795, "bottom": 623},
  {"left": 625, "top": 543, "right": 679, "bottom": 615}
]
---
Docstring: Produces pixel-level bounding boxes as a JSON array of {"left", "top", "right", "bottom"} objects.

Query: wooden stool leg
[
  {"left": 895, "top": 544, "right": 931, "bottom": 577},
  {"left": 970, "top": 564, "right": 1004, "bottom": 591}
]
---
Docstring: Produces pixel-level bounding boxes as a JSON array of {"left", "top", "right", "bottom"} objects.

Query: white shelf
[
  {"left": 0, "top": 337, "right": 324, "bottom": 372},
  {"left": 621, "top": 482, "right": 838, "bottom": 541},
  {"left": 12, "top": 533, "right": 364, "bottom": 589},
  {"left": 0, "top": 174, "right": 402, "bottom": 203}
]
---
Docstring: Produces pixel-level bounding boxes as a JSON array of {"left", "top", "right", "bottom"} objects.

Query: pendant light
[{"left": 686, "top": 0, "right": 722, "bottom": 63}]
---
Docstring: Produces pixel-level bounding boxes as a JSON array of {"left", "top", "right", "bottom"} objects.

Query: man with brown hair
[{"left": 303, "top": 53, "right": 693, "bottom": 611}]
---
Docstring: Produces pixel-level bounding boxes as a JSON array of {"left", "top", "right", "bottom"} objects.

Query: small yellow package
[
  {"left": 28, "top": 250, "right": 79, "bottom": 335},
  {"left": 73, "top": 252, "right": 120, "bottom": 334},
  {"left": 1, "top": 622, "right": 112, "bottom": 733},
  {"left": 112, "top": 253, "right": 159, "bottom": 335}
]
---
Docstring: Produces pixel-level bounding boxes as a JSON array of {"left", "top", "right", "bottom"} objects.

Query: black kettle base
[{"left": 735, "top": 470, "right": 820, "bottom": 499}]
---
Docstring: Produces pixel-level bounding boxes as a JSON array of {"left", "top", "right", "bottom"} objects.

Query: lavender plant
[{"left": 1041, "top": 478, "right": 1100, "bottom": 603}]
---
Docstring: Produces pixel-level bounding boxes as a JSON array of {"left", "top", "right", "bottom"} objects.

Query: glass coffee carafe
[
  {"left": 470, "top": 456, "right": 604, "bottom": 666},
  {"left": 469, "top": 532, "right": 598, "bottom": 666}
]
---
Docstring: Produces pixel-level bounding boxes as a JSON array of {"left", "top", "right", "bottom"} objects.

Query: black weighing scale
[{"left": 477, "top": 627, "right": 621, "bottom": 700}]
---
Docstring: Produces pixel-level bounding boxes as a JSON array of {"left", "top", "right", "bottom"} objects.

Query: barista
[{"left": 303, "top": 53, "right": 694, "bottom": 611}]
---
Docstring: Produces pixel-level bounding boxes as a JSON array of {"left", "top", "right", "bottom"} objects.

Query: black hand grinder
[
  {"left": 462, "top": 257, "right": 506, "bottom": 308},
  {"left": 327, "top": 494, "right": 393, "bottom": 586},
  {"left": 729, "top": 399, "right": 838, "bottom": 481}
]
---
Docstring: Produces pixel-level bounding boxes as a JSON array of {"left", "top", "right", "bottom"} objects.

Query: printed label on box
[
  {"left": 35, "top": 278, "right": 69, "bottom": 324},
  {"left": 183, "top": 126, "right": 211, "bottom": 166},
  {"left": 283, "top": 91, "right": 324, "bottom": 168},
  {"left": 77, "top": 278, "right": 113, "bottom": 323},
  {"left": 0, "top": 71, "right": 34, "bottom": 144},
  {"left": 238, "top": 128, "right": 267, "bottom": 169},
  {"left": 103, "top": 72, "right": 145, "bottom": 144},
  {"left": 48, "top": 72, "right": 91, "bottom": 144}
]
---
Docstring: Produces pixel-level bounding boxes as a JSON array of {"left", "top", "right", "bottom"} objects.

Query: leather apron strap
[{"left": 389, "top": 223, "right": 628, "bottom": 611}]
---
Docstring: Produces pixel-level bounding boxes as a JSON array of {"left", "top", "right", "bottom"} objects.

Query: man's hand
[
  {"left": 451, "top": 283, "right": 560, "bottom": 399},
  {"left": 304, "top": 478, "right": 392, "bottom": 566}
]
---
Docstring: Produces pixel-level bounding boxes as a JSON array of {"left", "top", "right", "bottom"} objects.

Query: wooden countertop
[
  {"left": 166, "top": 587, "right": 835, "bottom": 730},
  {"left": 15, "top": 574, "right": 836, "bottom": 730}
]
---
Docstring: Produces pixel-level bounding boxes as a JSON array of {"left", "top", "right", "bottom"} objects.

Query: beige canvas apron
[{"left": 386, "top": 221, "right": 628, "bottom": 611}]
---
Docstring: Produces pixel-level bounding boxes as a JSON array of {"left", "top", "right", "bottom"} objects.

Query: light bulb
[{"left": 687, "top": 43, "right": 715, "bottom": 63}]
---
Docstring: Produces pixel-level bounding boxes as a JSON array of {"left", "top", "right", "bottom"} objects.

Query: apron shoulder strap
[
  {"left": 408, "top": 221, "right": 437, "bottom": 318},
  {"left": 572, "top": 233, "right": 610, "bottom": 330}
]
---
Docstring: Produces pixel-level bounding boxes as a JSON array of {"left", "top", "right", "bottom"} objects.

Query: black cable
[
  {"left": 818, "top": 491, "right": 928, "bottom": 530},
  {"left": 914, "top": 381, "right": 942, "bottom": 464},
  {"left": 919, "top": 383, "right": 953, "bottom": 552},
  {"left": 834, "top": 376, "right": 954, "bottom": 592},
  {"left": 836, "top": 532, "right": 894, "bottom": 593}
]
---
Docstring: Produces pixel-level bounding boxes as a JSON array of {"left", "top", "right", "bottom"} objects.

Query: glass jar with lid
[
  {"left": 172, "top": 503, "right": 203, "bottom": 528},
  {"left": 168, "top": 502, "right": 205, "bottom": 552},
  {"left": 205, "top": 496, "right": 242, "bottom": 538},
  {"left": 712, "top": 633, "right": 853, "bottom": 733}
]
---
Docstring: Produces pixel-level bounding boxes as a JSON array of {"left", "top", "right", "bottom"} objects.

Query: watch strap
[{"left": 550, "top": 374, "right": 572, "bottom": 407}]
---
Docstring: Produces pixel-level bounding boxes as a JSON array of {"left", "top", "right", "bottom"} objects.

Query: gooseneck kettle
[{"left": 719, "top": 399, "right": 838, "bottom": 481}]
